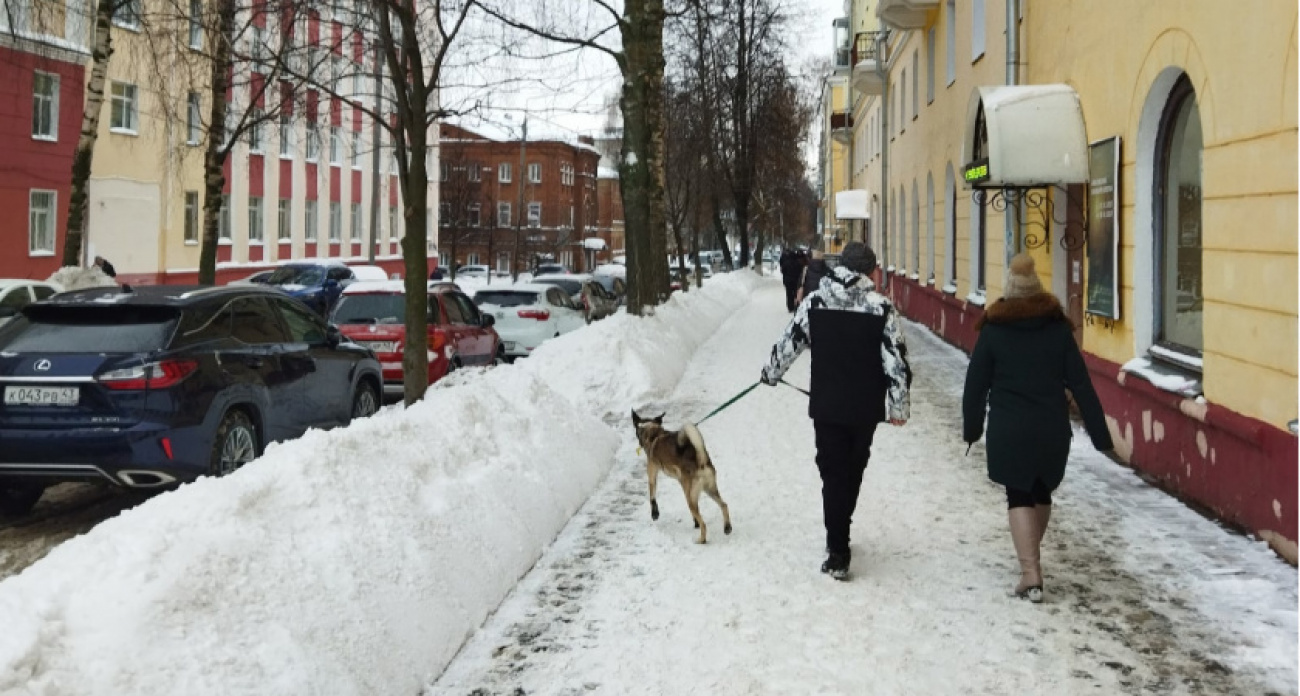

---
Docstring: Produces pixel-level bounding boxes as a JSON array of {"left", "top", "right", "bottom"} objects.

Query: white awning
[
  {"left": 582, "top": 237, "right": 607, "bottom": 250},
  {"left": 962, "top": 85, "right": 1089, "bottom": 188},
  {"left": 834, "top": 189, "right": 870, "bottom": 220}
]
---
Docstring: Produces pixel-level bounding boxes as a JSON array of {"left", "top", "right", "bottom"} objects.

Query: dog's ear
[{"left": 654, "top": 413, "right": 665, "bottom": 423}]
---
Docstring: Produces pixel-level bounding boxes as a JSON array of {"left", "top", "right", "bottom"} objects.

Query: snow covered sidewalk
[{"left": 429, "top": 282, "right": 1298, "bottom": 696}]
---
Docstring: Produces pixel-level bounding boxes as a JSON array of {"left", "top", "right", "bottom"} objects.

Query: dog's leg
[
  {"left": 682, "top": 479, "right": 707, "bottom": 544},
  {"left": 647, "top": 460, "right": 660, "bottom": 521},
  {"left": 704, "top": 471, "right": 733, "bottom": 535}
]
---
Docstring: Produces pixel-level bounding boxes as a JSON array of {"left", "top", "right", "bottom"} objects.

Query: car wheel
[
  {"left": 493, "top": 347, "right": 506, "bottom": 366},
  {"left": 0, "top": 482, "right": 45, "bottom": 518},
  {"left": 351, "top": 382, "right": 378, "bottom": 420},
  {"left": 210, "top": 409, "right": 258, "bottom": 477}
]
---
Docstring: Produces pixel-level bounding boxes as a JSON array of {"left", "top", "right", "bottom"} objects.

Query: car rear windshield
[
  {"left": 535, "top": 279, "right": 582, "bottom": 297},
  {"left": 333, "top": 295, "right": 405, "bottom": 324},
  {"left": 474, "top": 290, "right": 538, "bottom": 308},
  {"left": 0, "top": 305, "right": 180, "bottom": 353},
  {"left": 267, "top": 266, "right": 324, "bottom": 286}
]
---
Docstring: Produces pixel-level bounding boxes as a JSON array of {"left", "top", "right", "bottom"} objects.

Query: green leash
[{"left": 696, "top": 381, "right": 761, "bottom": 425}]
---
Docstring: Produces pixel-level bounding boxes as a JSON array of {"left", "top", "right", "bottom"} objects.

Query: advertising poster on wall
[{"left": 1086, "top": 136, "right": 1121, "bottom": 319}]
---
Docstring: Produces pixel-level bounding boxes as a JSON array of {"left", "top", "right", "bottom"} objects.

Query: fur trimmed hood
[{"left": 977, "top": 292, "right": 1069, "bottom": 330}]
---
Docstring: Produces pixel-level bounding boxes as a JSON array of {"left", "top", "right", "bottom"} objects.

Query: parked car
[
  {"left": 0, "top": 285, "right": 381, "bottom": 517},
  {"left": 331, "top": 281, "right": 501, "bottom": 396},
  {"left": 264, "top": 262, "right": 358, "bottom": 316},
  {"left": 534, "top": 263, "right": 569, "bottom": 277},
  {"left": 473, "top": 284, "right": 586, "bottom": 360},
  {"left": 455, "top": 265, "right": 489, "bottom": 280},
  {"left": 533, "top": 274, "right": 620, "bottom": 322},
  {"left": 0, "top": 280, "right": 61, "bottom": 329},
  {"left": 228, "top": 270, "right": 274, "bottom": 286},
  {"left": 348, "top": 265, "right": 390, "bottom": 282},
  {"left": 590, "top": 272, "right": 627, "bottom": 306}
]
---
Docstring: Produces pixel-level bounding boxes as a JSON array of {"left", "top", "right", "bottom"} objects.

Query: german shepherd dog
[{"left": 631, "top": 411, "right": 733, "bottom": 544}]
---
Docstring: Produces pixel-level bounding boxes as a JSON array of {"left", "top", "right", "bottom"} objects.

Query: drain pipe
[
  {"left": 878, "top": 31, "right": 889, "bottom": 290},
  {"left": 1004, "top": 0, "right": 1021, "bottom": 263}
]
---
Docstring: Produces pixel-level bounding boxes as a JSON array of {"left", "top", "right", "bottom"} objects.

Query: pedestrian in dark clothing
[
  {"left": 93, "top": 256, "right": 116, "bottom": 278},
  {"left": 962, "top": 253, "right": 1113, "bottom": 604},
  {"left": 761, "top": 241, "right": 912, "bottom": 581},
  {"left": 796, "top": 249, "right": 828, "bottom": 305},
  {"left": 778, "top": 249, "right": 802, "bottom": 312}
]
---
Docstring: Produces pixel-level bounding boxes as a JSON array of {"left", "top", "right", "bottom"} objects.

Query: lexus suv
[{"left": 0, "top": 285, "right": 381, "bottom": 517}]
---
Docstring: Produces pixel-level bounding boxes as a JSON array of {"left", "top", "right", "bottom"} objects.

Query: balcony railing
[{"left": 851, "top": 31, "right": 885, "bottom": 67}]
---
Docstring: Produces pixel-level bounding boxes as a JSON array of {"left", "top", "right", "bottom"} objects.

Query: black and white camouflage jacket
[{"left": 762, "top": 265, "right": 912, "bottom": 422}]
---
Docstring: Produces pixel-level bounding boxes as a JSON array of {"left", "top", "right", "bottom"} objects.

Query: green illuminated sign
[{"left": 963, "top": 158, "right": 990, "bottom": 185}]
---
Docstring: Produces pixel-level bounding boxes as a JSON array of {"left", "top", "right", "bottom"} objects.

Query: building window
[
  {"left": 185, "top": 92, "right": 201, "bottom": 145},
  {"left": 109, "top": 81, "right": 138, "bottom": 133},
  {"left": 971, "top": 0, "right": 985, "bottom": 61},
  {"left": 911, "top": 181, "right": 920, "bottom": 271},
  {"left": 945, "top": 164, "right": 957, "bottom": 287},
  {"left": 439, "top": 202, "right": 450, "bottom": 225},
  {"left": 329, "top": 201, "right": 341, "bottom": 241},
  {"left": 440, "top": 162, "right": 449, "bottom": 181},
  {"left": 278, "top": 198, "right": 290, "bottom": 240},
  {"left": 898, "top": 187, "right": 907, "bottom": 271},
  {"left": 971, "top": 105, "right": 988, "bottom": 292},
  {"left": 389, "top": 205, "right": 398, "bottom": 238},
  {"left": 306, "top": 124, "right": 320, "bottom": 161},
  {"left": 926, "top": 173, "right": 935, "bottom": 283},
  {"left": 219, "top": 194, "right": 231, "bottom": 240},
  {"left": 496, "top": 252, "right": 510, "bottom": 273},
  {"left": 528, "top": 163, "right": 541, "bottom": 183},
  {"left": 331, "top": 56, "right": 343, "bottom": 94},
  {"left": 497, "top": 202, "right": 511, "bottom": 227},
  {"left": 28, "top": 190, "right": 55, "bottom": 255},
  {"left": 184, "top": 191, "right": 199, "bottom": 243},
  {"left": 527, "top": 202, "right": 541, "bottom": 228},
  {"left": 32, "top": 71, "right": 58, "bottom": 141},
  {"left": 900, "top": 69, "right": 907, "bottom": 130},
  {"left": 280, "top": 112, "right": 293, "bottom": 157},
  {"left": 926, "top": 29, "right": 936, "bottom": 104},
  {"left": 1155, "top": 74, "right": 1204, "bottom": 357},
  {"left": 305, "top": 199, "right": 318, "bottom": 241},
  {"left": 248, "top": 196, "right": 264, "bottom": 242},
  {"left": 330, "top": 126, "right": 341, "bottom": 164},
  {"left": 911, "top": 50, "right": 919, "bottom": 118},
  {"left": 112, "top": 0, "right": 140, "bottom": 29},
  {"left": 188, "top": 0, "right": 202, "bottom": 48},
  {"left": 351, "top": 130, "right": 361, "bottom": 169},
  {"left": 350, "top": 203, "right": 361, "bottom": 241},
  {"left": 249, "top": 107, "right": 264, "bottom": 152},
  {"left": 499, "top": 162, "right": 511, "bottom": 182},
  {"left": 945, "top": 0, "right": 956, "bottom": 85},
  {"left": 468, "top": 203, "right": 480, "bottom": 227},
  {"left": 468, "top": 163, "right": 480, "bottom": 182}
]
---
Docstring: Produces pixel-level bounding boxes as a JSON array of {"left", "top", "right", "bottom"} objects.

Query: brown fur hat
[{"left": 1004, "top": 253, "right": 1045, "bottom": 299}]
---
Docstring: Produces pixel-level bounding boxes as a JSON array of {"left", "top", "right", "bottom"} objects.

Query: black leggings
[{"left": 1006, "top": 479, "right": 1053, "bottom": 509}]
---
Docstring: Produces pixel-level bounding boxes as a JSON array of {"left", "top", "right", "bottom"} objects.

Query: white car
[
  {"left": 456, "top": 265, "right": 490, "bottom": 280},
  {"left": 0, "top": 280, "right": 61, "bottom": 328},
  {"left": 473, "top": 283, "right": 586, "bottom": 360},
  {"left": 348, "top": 265, "right": 391, "bottom": 282}
]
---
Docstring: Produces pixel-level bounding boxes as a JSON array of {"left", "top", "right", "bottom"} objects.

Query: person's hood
[
  {"left": 807, "top": 258, "right": 829, "bottom": 272},
  {"left": 817, "top": 265, "right": 878, "bottom": 309},
  {"left": 977, "top": 292, "right": 1069, "bottom": 330}
]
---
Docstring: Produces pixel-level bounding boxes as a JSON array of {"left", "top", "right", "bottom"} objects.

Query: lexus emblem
[{"left": 34, "top": 359, "right": 51, "bottom": 372}]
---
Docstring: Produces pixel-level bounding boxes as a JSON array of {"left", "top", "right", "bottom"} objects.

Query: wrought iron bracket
[
  {"left": 971, "top": 186, "right": 1087, "bottom": 252},
  {"left": 1084, "top": 313, "right": 1116, "bottom": 332}
]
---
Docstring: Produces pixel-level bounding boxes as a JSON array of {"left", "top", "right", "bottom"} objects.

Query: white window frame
[
  {"left": 109, "top": 81, "right": 138, "bottom": 134},
  {"left": 28, "top": 189, "right": 55, "bottom": 256},
  {"left": 306, "top": 124, "right": 320, "bottom": 161},
  {"left": 468, "top": 163, "right": 480, "bottom": 182},
  {"left": 528, "top": 162, "right": 541, "bottom": 183},
  {"left": 188, "top": 0, "right": 202, "bottom": 49},
  {"left": 279, "top": 113, "right": 293, "bottom": 158},
  {"left": 350, "top": 202, "right": 361, "bottom": 241},
  {"left": 466, "top": 252, "right": 480, "bottom": 266},
  {"left": 498, "top": 162, "right": 511, "bottom": 183},
  {"left": 911, "top": 50, "right": 919, "bottom": 118},
  {"left": 971, "top": 0, "right": 986, "bottom": 62},
  {"left": 304, "top": 199, "right": 318, "bottom": 241},
  {"left": 497, "top": 201, "right": 511, "bottom": 227},
  {"left": 187, "top": 92, "right": 201, "bottom": 145},
  {"left": 351, "top": 130, "right": 361, "bottom": 169},
  {"left": 527, "top": 201, "right": 541, "bottom": 228},
  {"left": 945, "top": 0, "right": 956, "bottom": 86},
  {"left": 248, "top": 196, "right": 264, "bottom": 243},
  {"left": 249, "top": 107, "right": 264, "bottom": 153},
  {"left": 32, "top": 70, "right": 58, "bottom": 141},
  {"left": 112, "top": 0, "right": 141, "bottom": 30},
  {"left": 184, "top": 190, "right": 199, "bottom": 244},
  {"left": 900, "top": 69, "right": 907, "bottom": 131},
  {"left": 468, "top": 203, "right": 481, "bottom": 227},
  {"left": 329, "top": 201, "right": 341, "bottom": 241},
  {"left": 926, "top": 28, "right": 936, "bottom": 104},
  {"left": 330, "top": 126, "right": 341, "bottom": 165},
  {"left": 278, "top": 198, "right": 291, "bottom": 240},
  {"left": 219, "top": 194, "right": 232, "bottom": 241}
]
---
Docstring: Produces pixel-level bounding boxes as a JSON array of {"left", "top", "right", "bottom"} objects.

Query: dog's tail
[{"left": 679, "top": 423, "right": 711, "bottom": 469}]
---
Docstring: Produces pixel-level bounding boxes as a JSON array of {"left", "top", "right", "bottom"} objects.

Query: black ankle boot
[{"left": 820, "top": 551, "right": 851, "bottom": 580}]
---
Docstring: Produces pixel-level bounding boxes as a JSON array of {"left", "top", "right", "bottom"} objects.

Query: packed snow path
[{"left": 429, "top": 282, "right": 1296, "bottom": 696}]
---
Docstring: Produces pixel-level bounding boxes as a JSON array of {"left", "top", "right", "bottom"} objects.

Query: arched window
[
  {"left": 889, "top": 189, "right": 897, "bottom": 271},
  {"left": 1155, "top": 74, "right": 1203, "bottom": 357},
  {"left": 926, "top": 173, "right": 936, "bottom": 283},
  {"left": 899, "top": 186, "right": 908, "bottom": 272},
  {"left": 971, "top": 104, "right": 988, "bottom": 293},
  {"left": 945, "top": 164, "right": 957, "bottom": 289},
  {"left": 911, "top": 180, "right": 921, "bottom": 275}
]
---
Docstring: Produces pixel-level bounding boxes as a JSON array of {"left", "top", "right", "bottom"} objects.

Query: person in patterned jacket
[{"left": 760, "top": 241, "right": 912, "bottom": 580}]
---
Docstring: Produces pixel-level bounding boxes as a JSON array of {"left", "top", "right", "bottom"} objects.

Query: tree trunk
[
  {"left": 199, "top": 0, "right": 236, "bottom": 286},
  {"left": 400, "top": 137, "right": 430, "bottom": 405},
  {"left": 619, "top": 0, "right": 669, "bottom": 313},
  {"left": 62, "top": 0, "right": 115, "bottom": 267}
]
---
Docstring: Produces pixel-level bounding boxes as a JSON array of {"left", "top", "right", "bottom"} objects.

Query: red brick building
[{"left": 438, "top": 124, "right": 615, "bottom": 274}]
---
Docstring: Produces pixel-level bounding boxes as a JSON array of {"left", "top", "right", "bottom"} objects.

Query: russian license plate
[
  {"left": 4, "top": 385, "right": 79, "bottom": 407},
  {"left": 361, "top": 341, "right": 397, "bottom": 353}
]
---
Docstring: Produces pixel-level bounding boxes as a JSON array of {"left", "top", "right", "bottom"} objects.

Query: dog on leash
[{"left": 631, "top": 410, "right": 732, "bottom": 544}]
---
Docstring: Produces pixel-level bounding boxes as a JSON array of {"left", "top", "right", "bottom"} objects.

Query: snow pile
[
  {"left": 0, "top": 272, "right": 764, "bottom": 696},
  {"left": 45, "top": 266, "right": 113, "bottom": 291}
]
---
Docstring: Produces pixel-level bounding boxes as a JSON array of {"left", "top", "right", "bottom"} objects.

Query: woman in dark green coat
[{"left": 962, "top": 254, "right": 1113, "bottom": 603}]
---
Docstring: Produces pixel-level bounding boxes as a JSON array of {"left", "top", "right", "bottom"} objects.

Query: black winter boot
[{"left": 820, "top": 550, "right": 851, "bottom": 581}]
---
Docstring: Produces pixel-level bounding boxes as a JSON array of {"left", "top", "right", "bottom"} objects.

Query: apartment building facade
[
  {"left": 438, "top": 124, "right": 608, "bottom": 274},
  {"left": 828, "top": 0, "right": 1298, "bottom": 560},
  {"left": 1, "top": 0, "right": 437, "bottom": 286}
]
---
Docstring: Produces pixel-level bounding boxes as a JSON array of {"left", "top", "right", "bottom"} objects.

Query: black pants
[
  {"left": 783, "top": 279, "right": 799, "bottom": 311},
  {"left": 814, "top": 420, "right": 878, "bottom": 554},
  {"left": 1005, "top": 479, "right": 1053, "bottom": 509}
]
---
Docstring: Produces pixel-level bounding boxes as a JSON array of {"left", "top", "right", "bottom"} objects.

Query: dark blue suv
[
  {"left": 265, "top": 263, "right": 357, "bottom": 315},
  {"left": 0, "top": 285, "right": 382, "bottom": 516}
]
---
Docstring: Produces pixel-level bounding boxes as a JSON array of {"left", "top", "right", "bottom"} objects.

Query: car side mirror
[
  {"left": 480, "top": 314, "right": 495, "bottom": 327},
  {"left": 323, "top": 279, "right": 340, "bottom": 289},
  {"left": 325, "top": 324, "right": 342, "bottom": 347}
]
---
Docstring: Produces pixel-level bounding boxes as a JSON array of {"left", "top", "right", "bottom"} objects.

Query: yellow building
[{"left": 834, "top": 0, "right": 1297, "bottom": 561}]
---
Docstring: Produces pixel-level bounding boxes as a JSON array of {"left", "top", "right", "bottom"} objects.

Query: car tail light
[
  {"left": 98, "top": 359, "right": 199, "bottom": 390},
  {"left": 518, "top": 309, "right": 550, "bottom": 321},
  {"left": 160, "top": 437, "right": 174, "bottom": 460}
]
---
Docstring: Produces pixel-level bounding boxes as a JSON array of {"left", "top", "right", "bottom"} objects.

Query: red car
[{"left": 331, "top": 281, "right": 502, "bottom": 396}]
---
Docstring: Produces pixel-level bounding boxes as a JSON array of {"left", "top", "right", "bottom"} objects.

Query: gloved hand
[{"left": 760, "top": 369, "right": 778, "bottom": 387}]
